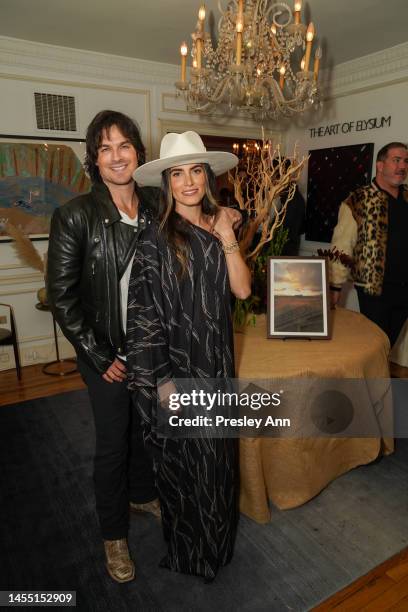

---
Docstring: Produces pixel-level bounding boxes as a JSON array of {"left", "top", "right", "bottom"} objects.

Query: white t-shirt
[{"left": 118, "top": 209, "right": 138, "bottom": 355}]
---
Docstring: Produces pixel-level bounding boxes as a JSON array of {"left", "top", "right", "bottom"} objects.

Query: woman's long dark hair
[{"left": 159, "top": 163, "right": 219, "bottom": 273}]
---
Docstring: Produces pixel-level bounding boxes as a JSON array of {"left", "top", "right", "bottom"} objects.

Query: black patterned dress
[{"left": 126, "top": 219, "right": 238, "bottom": 581}]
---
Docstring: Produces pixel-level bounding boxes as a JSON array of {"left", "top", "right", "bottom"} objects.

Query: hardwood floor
[
  {"left": 0, "top": 362, "right": 84, "bottom": 407},
  {"left": 314, "top": 549, "right": 408, "bottom": 611},
  {"left": 1, "top": 362, "right": 408, "bottom": 610}
]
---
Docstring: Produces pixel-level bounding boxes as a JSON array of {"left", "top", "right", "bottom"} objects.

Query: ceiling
[{"left": 1, "top": 0, "right": 407, "bottom": 69}]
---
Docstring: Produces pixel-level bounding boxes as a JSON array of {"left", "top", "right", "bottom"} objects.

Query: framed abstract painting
[
  {"left": 0, "top": 136, "right": 90, "bottom": 241},
  {"left": 305, "top": 143, "right": 374, "bottom": 243}
]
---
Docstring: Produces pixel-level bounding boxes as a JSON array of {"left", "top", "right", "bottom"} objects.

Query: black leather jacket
[{"left": 47, "top": 182, "right": 158, "bottom": 374}]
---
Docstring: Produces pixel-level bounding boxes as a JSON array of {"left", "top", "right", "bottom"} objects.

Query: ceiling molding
[
  {"left": 0, "top": 35, "right": 178, "bottom": 86},
  {"left": 322, "top": 41, "right": 408, "bottom": 99},
  {"left": 0, "top": 36, "right": 407, "bottom": 99}
]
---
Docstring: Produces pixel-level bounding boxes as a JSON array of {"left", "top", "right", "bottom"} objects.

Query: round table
[{"left": 235, "top": 308, "right": 394, "bottom": 523}]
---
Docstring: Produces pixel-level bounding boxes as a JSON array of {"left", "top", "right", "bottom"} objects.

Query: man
[
  {"left": 47, "top": 111, "right": 160, "bottom": 583},
  {"left": 330, "top": 142, "right": 408, "bottom": 346}
]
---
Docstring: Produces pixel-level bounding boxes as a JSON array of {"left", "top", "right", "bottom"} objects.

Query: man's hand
[{"left": 102, "top": 357, "right": 127, "bottom": 383}]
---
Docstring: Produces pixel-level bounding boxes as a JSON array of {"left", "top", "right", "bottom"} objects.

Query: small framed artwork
[
  {"left": 267, "top": 257, "right": 330, "bottom": 339},
  {"left": 0, "top": 135, "right": 89, "bottom": 241}
]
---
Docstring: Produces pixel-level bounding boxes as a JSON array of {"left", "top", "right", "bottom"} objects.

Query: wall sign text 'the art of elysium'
[{"left": 309, "top": 115, "right": 391, "bottom": 138}]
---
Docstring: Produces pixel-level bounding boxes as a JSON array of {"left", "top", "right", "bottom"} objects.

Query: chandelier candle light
[{"left": 175, "top": 0, "right": 323, "bottom": 120}]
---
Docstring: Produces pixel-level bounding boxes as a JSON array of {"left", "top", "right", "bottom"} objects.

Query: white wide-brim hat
[{"left": 133, "top": 131, "right": 238, "bottom": 187}]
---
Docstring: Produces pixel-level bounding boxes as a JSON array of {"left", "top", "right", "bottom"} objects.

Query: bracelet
[{"left": 222, "top": 240, "right": 240, "bottom": 254}]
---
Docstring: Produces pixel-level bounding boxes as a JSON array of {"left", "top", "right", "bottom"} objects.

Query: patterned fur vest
[{"left": 330, "top": 182, "right": 408, "bottom": 296}]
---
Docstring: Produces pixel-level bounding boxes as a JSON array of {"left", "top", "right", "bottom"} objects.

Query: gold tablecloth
[{"left": 235, "top": 308, "right": 394, "bottom": 523}]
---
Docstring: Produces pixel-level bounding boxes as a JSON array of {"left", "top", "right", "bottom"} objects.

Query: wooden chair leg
[
  {"left": 0, "top": 303, "right": 22, "bottom": 380},
  {"left": 12, "top": 338, "right": 21, "bottom": 380}
]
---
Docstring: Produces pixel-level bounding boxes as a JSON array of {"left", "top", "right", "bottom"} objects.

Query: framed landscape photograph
[
  {"left": 267, "top": 257, "right": 330, "bottom": 339},
  {"left": 0, "top": 135, "right": 89, "bottom": 241}
]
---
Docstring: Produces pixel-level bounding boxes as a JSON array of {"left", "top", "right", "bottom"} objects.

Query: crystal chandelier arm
[
  {"left": 264, "top": 2, "right": 293, "bottom": 27},
  {"left": 217, "top": 0, "right": 234, "bottom": 33},
  {"left": 208, "top": 75, "right": 236, "bottom": 103},
  {"left": 184, "top": 71, "right": 237, "bottom": 113},
  {"left": 217, "top": 0, "right": 230, "bottom": 15},
  {"left": 187, "top": 74, "right": 237, "bottom": 112},
  {"left": 253, "top": 74, "right": 317, "bottom": 118}
]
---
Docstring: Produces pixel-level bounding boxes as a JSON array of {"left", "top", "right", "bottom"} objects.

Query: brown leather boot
[
  {"left": 104, "top": 539, "right": 135, "bottom": 583},
  {"left": 130, "top": 498, "right": 161, "bottom": 521}
]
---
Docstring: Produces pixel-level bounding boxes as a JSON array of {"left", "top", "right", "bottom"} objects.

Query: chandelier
[{"left": 175, "top": 0, "right": 322, "bottom": 120}]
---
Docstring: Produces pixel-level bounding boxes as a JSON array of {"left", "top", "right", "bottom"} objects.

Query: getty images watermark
[
  {"left": 155, "top": 379, "right": 292, "bottom": 438},
  {"left": 150, "top": 377, "right": 402, "bottom": 439},
  {"left": 166, "top": 388, "right": 289, "bottom": 430}
]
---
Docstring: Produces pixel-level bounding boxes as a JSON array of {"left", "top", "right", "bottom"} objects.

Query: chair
[{"left": 0, "top": 303, "right": 21, "bottom": 380}]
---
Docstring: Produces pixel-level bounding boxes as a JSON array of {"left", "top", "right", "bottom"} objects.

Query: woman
[{"left": 127, "top": 131, "right": 251, "bottom": 581}]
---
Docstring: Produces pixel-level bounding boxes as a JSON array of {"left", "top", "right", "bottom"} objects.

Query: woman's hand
[
  {"left": 224, "top": 207, "right": 242, "bottom": 230},
  {"left": 209, "top": 208, "right": 251, "bottom": 301},
  {"left": 210, "top": 207, "right": 238, "bottom": 244},
  {"left": 158, "top": 379, "right": 179, "bottom": 411}
]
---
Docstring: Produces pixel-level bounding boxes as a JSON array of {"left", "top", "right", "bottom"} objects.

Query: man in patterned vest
[{"left": 330, "top": 142, "right": 408, "bottom": 346}]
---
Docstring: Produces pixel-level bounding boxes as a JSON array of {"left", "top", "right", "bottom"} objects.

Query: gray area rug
[{"left": 1, "top": 389, "right": 407, "bottom": 611}]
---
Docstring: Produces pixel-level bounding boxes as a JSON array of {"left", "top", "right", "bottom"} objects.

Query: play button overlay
[{"left": 310, "top": 390, "right": 354, "bottom": 434}]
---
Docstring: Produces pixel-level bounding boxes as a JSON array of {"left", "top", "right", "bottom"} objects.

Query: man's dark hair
[
  {"left": 84, "top": 110, "right": 146, "bottom": 183},
  {"left": 376, "top": 142, "right": 407, "bottom": 162}
]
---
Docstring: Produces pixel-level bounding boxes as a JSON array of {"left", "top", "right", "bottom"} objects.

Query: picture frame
[
  {"left": 267, "top": 257, "right": 330, "bottom": 339},
  {"left": 0, "top": 135, "right": 89, "bottom": 241}
]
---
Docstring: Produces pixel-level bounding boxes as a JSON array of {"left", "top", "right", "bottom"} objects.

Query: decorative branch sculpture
[{"left": 228, "top": 137, "right": 307, "bottom": 269}]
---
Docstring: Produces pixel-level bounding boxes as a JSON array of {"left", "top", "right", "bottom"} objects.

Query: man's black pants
[
  {"left": 356, "top": 283, "right": 408, "bottom": 347},
  {"left": 78, "top": 358, "right": 156, "bottom": 540}
]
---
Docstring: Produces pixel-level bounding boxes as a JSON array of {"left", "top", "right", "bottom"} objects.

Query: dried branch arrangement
[{"left": 228, "top": 137, "right": 308, "bottom": 270}]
